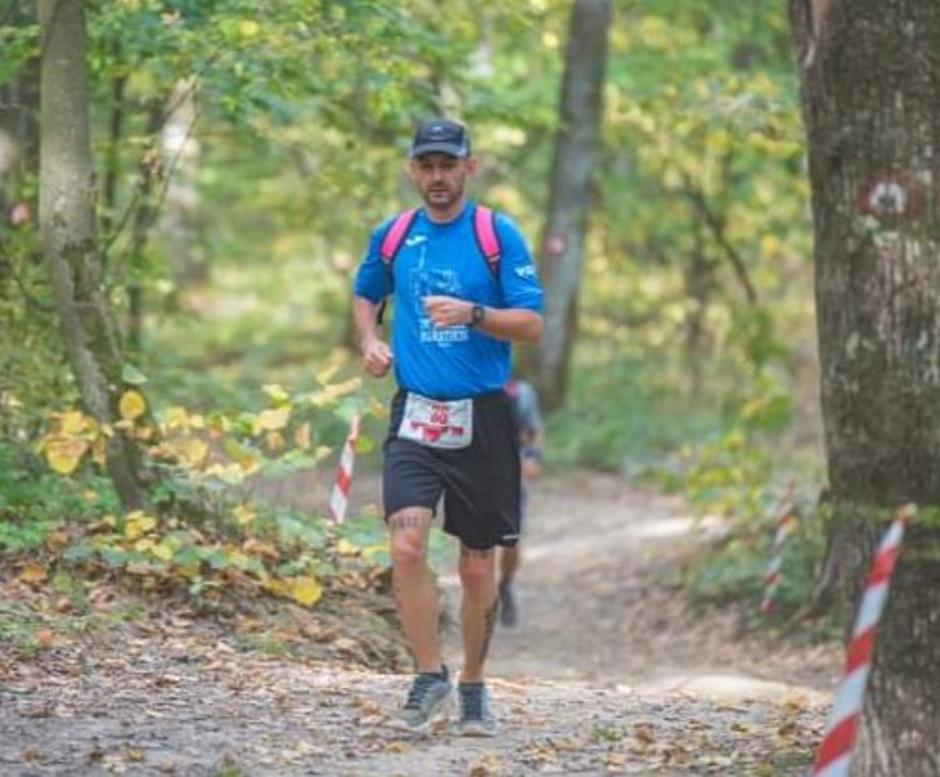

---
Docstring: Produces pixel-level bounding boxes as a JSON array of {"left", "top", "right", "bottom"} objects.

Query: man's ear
[{"left": 465, "top": 157, "right": 479, "bottom": 175}]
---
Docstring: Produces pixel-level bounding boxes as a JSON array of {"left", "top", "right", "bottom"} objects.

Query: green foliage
[
  {"left": 3, "top": 0, "right": 825, "bottom": 626},
  {"left": 0, "top": 441, "right": 120, "bottom": 552},
  {"left": 547, "top": 354, "right": 721, "bottom": 473}
]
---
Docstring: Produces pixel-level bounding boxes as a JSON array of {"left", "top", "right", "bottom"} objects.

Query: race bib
[{"left": 398, "top": 393, "right": 473, "bottom": 449}]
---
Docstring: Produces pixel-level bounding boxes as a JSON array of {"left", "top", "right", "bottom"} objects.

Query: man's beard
[{"left": 422, "top": 183, "right": 463, "bottom": 210}]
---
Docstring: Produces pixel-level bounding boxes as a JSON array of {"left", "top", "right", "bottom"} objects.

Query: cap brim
[{"left": 409, "top": 142, "right": 469, "bottom": 159}]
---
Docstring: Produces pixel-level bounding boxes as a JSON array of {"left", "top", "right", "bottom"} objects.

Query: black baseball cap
[{"left": 409, "top": 119, "right": 471, "bottom": 159}]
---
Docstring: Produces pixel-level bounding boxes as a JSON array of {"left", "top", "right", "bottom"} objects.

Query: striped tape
[
  {"left": 760, "top": 484, "right": 798, "bottom": 614},
  {"left": 811, "top": 503, "right": 916, "bottom": 777},
  {"left": 327, "top": 414, "right": 361, "bottom": 524}
]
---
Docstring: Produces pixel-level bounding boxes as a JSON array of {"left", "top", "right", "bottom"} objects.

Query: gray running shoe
[
  {"left": 499, "top": 581, "right": 518, "bottom": 627},
  {"left": 456, "top": 682, "right": 498, "bottom": 737},
  {"left": 392, "top": 669, "right": 453, "bottom": 732}
]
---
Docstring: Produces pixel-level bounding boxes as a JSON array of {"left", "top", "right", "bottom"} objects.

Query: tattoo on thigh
[{"left": 388, "top": 513, "right": 424, "bottom": 531}]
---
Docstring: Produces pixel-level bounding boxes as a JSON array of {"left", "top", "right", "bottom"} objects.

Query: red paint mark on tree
[
  {"left": 546, "top": 234, "right": 567, "bottom": 256},
  {"left": 855, "top": 172, "right": 925, "bottom": 223}
]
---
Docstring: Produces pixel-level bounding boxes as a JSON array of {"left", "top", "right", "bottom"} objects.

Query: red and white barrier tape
[
  {"left": 811, "top": 504, "right": 916, "bottom": 777},
  {"left": 327, "top": 414, "right": 361, "bottom": 524},
  {"left": 760, "top": 485, "right": 798, "bottom": 614}
]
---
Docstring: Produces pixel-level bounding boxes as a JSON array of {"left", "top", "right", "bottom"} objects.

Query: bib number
[{"left": 398, "top": 393, "right": 473, "bottom": 449}]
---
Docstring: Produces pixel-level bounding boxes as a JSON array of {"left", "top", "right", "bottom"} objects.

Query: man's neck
[{"left": 425, "top": 197, "right": 468, "bottom": 224}]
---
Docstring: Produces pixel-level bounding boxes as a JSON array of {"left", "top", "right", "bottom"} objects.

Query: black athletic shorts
[{"left": 383, "top": 389, "right": 521, "bottom": 550}]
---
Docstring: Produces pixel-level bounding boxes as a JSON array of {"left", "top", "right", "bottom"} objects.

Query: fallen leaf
[
  {"left": 119, "top": 390, "right": 147, "bottom": 421},
  {"left": 17, "top": 563, "right": 48, "bottom": 586},
  {"left": 35, "top": 629, "right": 55, "bottom": 649}
]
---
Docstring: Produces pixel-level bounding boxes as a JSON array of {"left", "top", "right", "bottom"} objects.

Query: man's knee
[
  {"left": 388, "top": 509, "right": 430, "bottom": 570},
  {"left": 459, "top": 546, "right": 495, "bottom": 593}
]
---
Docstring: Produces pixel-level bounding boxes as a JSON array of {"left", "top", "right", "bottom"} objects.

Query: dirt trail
[{"left": 0, "top": 473, "right": 838, "bottom": 775}]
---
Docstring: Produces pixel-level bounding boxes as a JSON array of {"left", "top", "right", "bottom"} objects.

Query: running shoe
[
  {"left": 391, "top": 667, "right": 453, "bottom": 732},
  {"left": 456, "top": 681, "right": 498, "bottom": 737}
]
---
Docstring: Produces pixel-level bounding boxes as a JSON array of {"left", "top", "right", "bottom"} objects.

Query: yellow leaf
[
  {"left": 369, "top": 397, "right": 389, "bottom": 418},
  {"left": 164, "top": 406, "right": 189, "bottom": 430},
  {"left": 17, "top": 563, "right": 48, "bottom": 586},
  {"left": 362, "top": 543, "right": 389, "bottom": 562},
  {"left": 59, "top": 410, "right": 87, "bottom": 436},
  {"left": 257, "top": 407, "right": 290, "bottom": 432},
  {"left": 308, "top": 377, "right": 361, "bottom": 407},
  {"left": 265, "top": 431, "right": 285, "bottom": 453},
  {"left": 233, "top": 504, "right": 256, "bottom": 526},
  {"left": 315, "top": 362, "right": 341, "bottom": 385},
  {"left": 151, "top": 541, "right": 175, "bottom": 562},
  {"left": 171, "top": 437, "right": 209, "bottom": 468},
  {"left": 263, "top": 578, "right": 289, "bottom": 597},
  {"left": 90, "top": 514, "right": 117, "bottom": 533},
  {"left": 134, "top": 538, "right": 155, "bottom": 552},
  {"left": 262, "top": 384, "right": 290, "bottom": 404},
  {"left": 336, "top": 539, "right": 359, "bottom": 556},
  {"left": 239, "top": 19, "right": 259, "bottom": 37},
  {"left": 119, "top": 390, "right": 147, "bottom": 421},
  {"left": 294, "top": 422, "right": 310, "bottom": 450},
  {"left": 133, "top": 424, "right": 155, "bottom": 441},
  {"left": 45, "top": 437, "right": 89, "bottom": 474},
  {"left": 124, "top": 511, "right": 157, "bottom": 540},
  {"left": 289, "top": 576, "right": 323, "bottom": 607},
  {"left": 223, "top": 438, "right": 260, "bottom": 472},
  {"left": 312, "top": 445, "right": 332, "bottom": 464}
]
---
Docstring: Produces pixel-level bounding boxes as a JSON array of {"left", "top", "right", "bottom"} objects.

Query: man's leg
[
  {"left": 499, "top": 545, "right": 520, "bottom": 587},
  {"left": 387, "top": 506, "right": 452, "bottom": 731},
  {"left": 458, "top": 545, "right": 498, "bottom": 682},
  {"left": 498, "top": 545, "right": 520, "bottom": 627},
  {"left": 388, "top": 507, "right": 441, "bottom": 672},
  {"left": 456, "top": 544, "right": 499, "bottom": 736}
]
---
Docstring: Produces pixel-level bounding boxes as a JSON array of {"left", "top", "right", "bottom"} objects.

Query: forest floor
[{"left": 0, "top": 471, "right": 840, "bottom": 776}]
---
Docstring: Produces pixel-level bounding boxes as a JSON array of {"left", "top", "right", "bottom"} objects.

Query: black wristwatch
[{"left": 470, "top": 304, "right": 486, "bottom": 327}]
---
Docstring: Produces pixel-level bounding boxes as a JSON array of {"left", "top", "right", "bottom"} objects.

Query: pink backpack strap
[
  {"left": 473, "top": 205, "right": 501, "bottom": 277},
  {"left": 380, "top": 208, "right": 420, "bottom": 264}
]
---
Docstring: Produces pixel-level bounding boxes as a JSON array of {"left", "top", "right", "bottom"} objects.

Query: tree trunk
[
  {"left": 791, "top": 0, "right": 940, "bottom": 772},
  {"left": 161, "top": 78, "right": 207, "bottom": 286},
  {"left": 0, "top": 1, "right": 40, "bottom": 218},
  {"left": 38, "top": 0, "right": 145, "bottom": 509},
  {"left": 533, "top": 0, "right": 611, "bottom": 410}
]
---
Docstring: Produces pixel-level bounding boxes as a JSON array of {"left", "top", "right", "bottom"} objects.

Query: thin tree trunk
[
  {"left": 533, "top": 0, "right": 611, "bottom": 410},
  {"left": 161, "top": 78, "right": 207, "bottom": 286},
  {"left": 38, "top": 0, "right": 145, "bottom": 509},
  {"left": 0, "top": 1, "right": 39, "bottom": 218},
  {"left": 791, "top": 0, "right": 940, "bottom": 772}
]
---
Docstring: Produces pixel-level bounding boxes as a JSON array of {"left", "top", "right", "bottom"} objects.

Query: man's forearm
[
  {"left": 475, "top": 307, "right": 543, "bottom": 343},
  {"left": 353, "top": 296, "right": 382, "bottom": 348}
]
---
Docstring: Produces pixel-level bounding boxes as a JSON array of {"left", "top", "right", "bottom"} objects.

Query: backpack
[{"left": 375, "top": 205, "right": 503, "bottom": 324}]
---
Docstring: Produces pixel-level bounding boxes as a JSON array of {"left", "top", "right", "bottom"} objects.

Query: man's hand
[
  {"left": 362, "top": 336, "right": 393, "bottom": 378},
  {"left": 521, "top": 457, "right": 542, "bottom": 480},
  {"left": 423, "top": 295, "right": 473, "bottom": 328}
]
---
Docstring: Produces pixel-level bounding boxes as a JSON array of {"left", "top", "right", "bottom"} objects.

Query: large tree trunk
[
  {"left": 533, "top": 0, "right": 611, "bottom": 410},
  {"left": 38, "top": 0, "right": 145, "bottom": 509},
  {"left": 791, "top": 1, "right": 940, "bottom": 773}
]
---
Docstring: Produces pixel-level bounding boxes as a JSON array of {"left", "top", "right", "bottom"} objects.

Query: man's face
[{"left": 408, "top": 152, "right": 477, "bottom": 211}]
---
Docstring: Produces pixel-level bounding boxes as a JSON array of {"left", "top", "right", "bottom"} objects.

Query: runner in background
[{"left": 499, "top": 377, "right": 544, "bottom": 627}]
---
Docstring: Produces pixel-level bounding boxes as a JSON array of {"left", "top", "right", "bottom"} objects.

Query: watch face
[{"left": 472, "top": 305, "right": 485, "bottom": 324}]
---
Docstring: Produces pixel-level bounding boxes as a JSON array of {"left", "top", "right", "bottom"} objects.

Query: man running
[
  {"left": 499, "top": 377, "right": 544, "bottom": 627},
  {"left": 352, "top": 118, "right": 544, "bottom": 736}
]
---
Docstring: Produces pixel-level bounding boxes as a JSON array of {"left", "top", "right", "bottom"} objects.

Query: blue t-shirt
[{"left": 354, "top": 202, "right": 544, "bottom": 399}]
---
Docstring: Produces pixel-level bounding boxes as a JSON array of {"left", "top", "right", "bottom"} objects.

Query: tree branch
[{"left": 681, "top": 179, "right": 758, "bottom": 304}]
